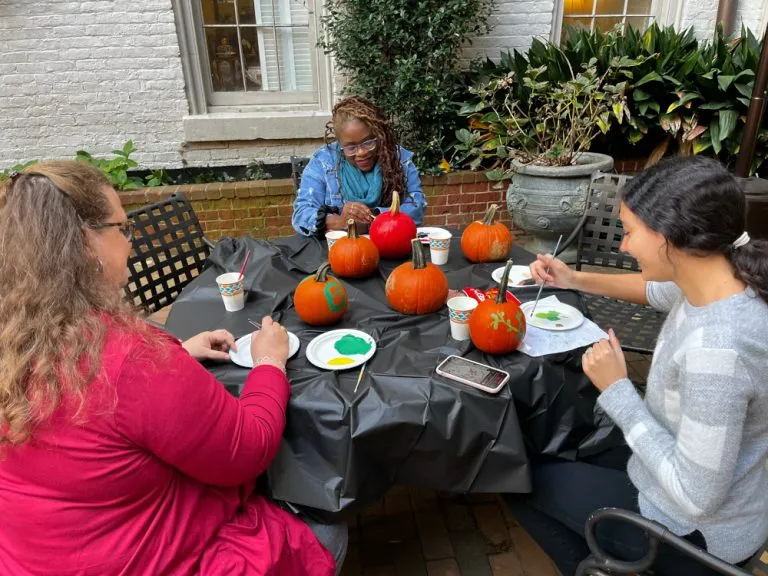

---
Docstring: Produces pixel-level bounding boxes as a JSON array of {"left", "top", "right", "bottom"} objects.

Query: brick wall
[
  {"left": 680, "top": 0, "right": 765, "bottom": 41},
  {"left": 119, "top": 173, "right": 516, "bottom": 241}
]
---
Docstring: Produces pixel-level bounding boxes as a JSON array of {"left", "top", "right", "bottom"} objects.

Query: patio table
[{"left": 164, "top": 234, "right": 624, "bottom": 520}]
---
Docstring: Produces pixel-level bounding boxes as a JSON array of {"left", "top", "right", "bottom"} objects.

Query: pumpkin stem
[
  {"left": 390, "top": 191, "right": 401, "bottom": 216},
  {"left": 346, "top": 218, "right": 358, "bottom": 239},
  {"left": 410, "top": 238, "right": 427, "bottom": 269},
  {"left": 315, "top": 261, "right": 332, "bottom": 282},
  {"left": 495, "top": 259, "right": 514, "bottom": 303},
  {"left": 482, "top": 204, "right": 499, "bottom": 226}
]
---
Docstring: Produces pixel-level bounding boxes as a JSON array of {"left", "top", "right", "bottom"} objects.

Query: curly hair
[
  {"left": 0, "top": 161, "right": 153, "bottom": 446},
  {"left": 325, "top": 95, "right": 406, "bottom": 206}
]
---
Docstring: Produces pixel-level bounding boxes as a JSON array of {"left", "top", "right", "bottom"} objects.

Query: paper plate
[
  {"left": 416, "top": 227, "right": 450, "bottom": 244},
  {"left": 229, "top": 331, "right": 300, "bottom": 368},
  {"left": 491, "top": 265, "right": 534, "bottom": 287},
  {"left": 306, "top": 329, "right": 376, "bottom": 371},
  {"left": 520, "top": 301, "right": 584, "bottom": 331}
]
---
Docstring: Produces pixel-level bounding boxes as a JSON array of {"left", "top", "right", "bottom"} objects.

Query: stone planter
[{"left": 506, "top": 152, "right": 614, "bottom": 262}]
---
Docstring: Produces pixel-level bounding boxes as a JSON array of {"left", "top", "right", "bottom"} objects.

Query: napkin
[{"left": 518, "top": 296, "right": 608, "bottom": 357}]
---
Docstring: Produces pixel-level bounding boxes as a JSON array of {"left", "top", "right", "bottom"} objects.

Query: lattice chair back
[
  {"left": 125, "top": 193, "right": 211, "bottom": 313},
  {"left": 576, "top": 173, "right": 639, "bottom": 272},
  {"left": 291, "top": 156, "right": 310, "bottom": 193}
]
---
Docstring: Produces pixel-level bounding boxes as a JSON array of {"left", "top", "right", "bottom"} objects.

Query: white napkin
[{"left": 518, "top": 296, "right": 608, "bottom": 357}]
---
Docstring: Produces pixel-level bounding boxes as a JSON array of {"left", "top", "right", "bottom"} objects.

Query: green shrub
[{"left": 320, "top": 0, "right": 494, "bottom": 172}]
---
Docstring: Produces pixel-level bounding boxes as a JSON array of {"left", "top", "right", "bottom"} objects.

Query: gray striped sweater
[{"left": 598, "top": 281, "right": 768, "bottom": 563}]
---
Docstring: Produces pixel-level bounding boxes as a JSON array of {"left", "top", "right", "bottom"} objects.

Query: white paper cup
[
  {"left": 216, "top": 272, "right": 245, "bottom": 312},
  {"left": 429, "top": 230, "right": 452, "bottom": 265},
  {"left": 447, "top": 296, "right": 478, "bottom": 341},
  {"left": 326, "top": 230, "right": 346, "bottom": 250}
]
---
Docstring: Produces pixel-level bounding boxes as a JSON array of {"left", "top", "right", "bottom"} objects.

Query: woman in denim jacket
[{"left": 292, "top": 96, "right": 426, "bottom": 237}]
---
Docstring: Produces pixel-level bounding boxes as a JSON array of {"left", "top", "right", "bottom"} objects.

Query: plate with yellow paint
[
  {"left": 306, "top": 329, "right": 376, "bottom": 371},
  {"left": 230, "top": 331, "right": 300, "bottom": 368}
]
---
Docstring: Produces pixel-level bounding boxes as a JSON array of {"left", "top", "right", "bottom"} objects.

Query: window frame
[
  {"left": 550, "top": 0, "right": 682, "bottom": 44},
  {"left": 173, "top": 0, "right": 333, "bottom": 131}
]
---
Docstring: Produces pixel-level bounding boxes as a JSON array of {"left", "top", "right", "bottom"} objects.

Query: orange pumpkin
[
  {"left": 329, "top": 219, "right": 380, "bottom": 278},
  {"left": 460, "top": 204, "right": 513, "bottom": 263},
  {"left": 469, "top": 259, "right": 526, "bottom": 354},
  {"left": 294, "top": 262, "right": 348, "bottom": 325},
  {"left": 386, "top": 239, "right": 448, "bottom": 314}
]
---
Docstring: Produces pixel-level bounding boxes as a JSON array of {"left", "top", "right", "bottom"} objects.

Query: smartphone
[{"left": 435, "top": 355, "right": 510, "bottom": 394}]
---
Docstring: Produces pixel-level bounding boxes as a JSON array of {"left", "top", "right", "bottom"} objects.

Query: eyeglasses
[
  {"left": 90, "top": 220, "right": 135, "bottom": 241},
  {"left": 340, "top": 138, "right": 378, "bottom": 157}
]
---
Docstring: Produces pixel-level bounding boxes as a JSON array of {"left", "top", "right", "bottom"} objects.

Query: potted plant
[{"left": 454, "top": 58, "right": 624, "bottom": 259}]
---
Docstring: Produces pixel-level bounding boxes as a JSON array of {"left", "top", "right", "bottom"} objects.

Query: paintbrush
[
  {"left": 529, "top": 234, "right": 563, "bottom": 317},
  {"left": 353, "top": 362, "right": 366, "bottom": 393}
]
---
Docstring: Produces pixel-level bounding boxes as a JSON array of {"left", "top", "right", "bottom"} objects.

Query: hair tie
[{"left": 732, "top": 231, "right": 751, "bottom": 249}]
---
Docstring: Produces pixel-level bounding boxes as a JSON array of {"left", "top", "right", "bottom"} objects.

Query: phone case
[{"left": 435, "top": 355, "right": 510, "bottom": 394}]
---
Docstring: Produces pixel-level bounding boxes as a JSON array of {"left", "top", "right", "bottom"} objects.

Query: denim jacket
[{"left": 292, "top": 142, "right": 426, "bottom": 237}]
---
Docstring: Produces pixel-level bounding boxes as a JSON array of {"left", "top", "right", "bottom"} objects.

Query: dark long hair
[
  {"left": 621, "top": 155, "right": 768, "bottom": 303},
  {"left": 325, "top": 95, "right": 406, "bottom": 206}
]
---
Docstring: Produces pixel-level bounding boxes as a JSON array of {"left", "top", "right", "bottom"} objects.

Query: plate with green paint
[
  {"left": 306, "top": 329, "right": 376, "bottom": 371},
  {"left": 520, "top": 301, "right": 584, "bottom": 331}
]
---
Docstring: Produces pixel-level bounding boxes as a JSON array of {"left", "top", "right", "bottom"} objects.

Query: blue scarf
[{"left": 339, "top": 157, "right": 383, "bottom": 208}]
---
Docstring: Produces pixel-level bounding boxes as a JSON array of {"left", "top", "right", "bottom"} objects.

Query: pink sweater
[{"left": 0, "top": 327, "right": 335, "bottom": 576}]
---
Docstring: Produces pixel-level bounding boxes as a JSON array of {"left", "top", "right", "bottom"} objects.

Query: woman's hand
[
  {"left": 250, "top": 316, "right": 289, "bottom": 371},
  {"left": 340, "top": 201, "right": 374, "bottom": 224},
  {"left": 582, "top": 329, "right": 628, "bottom": 391},
  {"left": 529, "top": 253, "right": 577, "bottom": 290},
  {"left": 183, "top": 329, "right": 237, "bottom": 362}
]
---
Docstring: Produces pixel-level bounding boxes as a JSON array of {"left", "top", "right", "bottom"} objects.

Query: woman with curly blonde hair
[{"left": 0, "top": 161, "right": 346, "bottom": 575}]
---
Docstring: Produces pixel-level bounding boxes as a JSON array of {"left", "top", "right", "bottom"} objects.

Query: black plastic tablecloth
[{"left": 164, "top": 235, "right": 624, "bottom": 519}]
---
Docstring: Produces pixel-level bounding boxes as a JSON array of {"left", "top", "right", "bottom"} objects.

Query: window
[
  {"left": 197, "top": 0, "right": 316, "bottom": 104},
  {"left": 552, "top": 0, "right": 670, "bottom": 43},
  {"left": 175, "top": 0, "right": 333, "bottom": 141}
]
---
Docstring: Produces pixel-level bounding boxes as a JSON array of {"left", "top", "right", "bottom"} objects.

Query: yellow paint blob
[{"left": 327, "top": 357, "right": 356, "bottom": 366}]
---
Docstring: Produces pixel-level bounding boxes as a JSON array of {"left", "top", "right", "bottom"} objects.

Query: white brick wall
[
  {"left": 680, "top": 0, "right": 765, "bottom": 40},
  {"left": 0, "top": 0, "right": 764, "bottom": 170},
  {"left": 464, "top": 0, "right": 555, "bottom": 62},
  {"left": 0, "top": 0, "right": 188, "bottom": 168}
]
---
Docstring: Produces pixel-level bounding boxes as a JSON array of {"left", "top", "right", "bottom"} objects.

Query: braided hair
[{"left": 325, "top": 95, "right": 406, "bottom": 207}]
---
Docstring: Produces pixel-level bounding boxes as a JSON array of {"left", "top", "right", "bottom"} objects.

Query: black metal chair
[
  {"left": 556, "top": 172, "right": 666, "bottom": 354},
  {"left": 125, "top": 193, "right": 214, "bottom": 314},
  {"left": 575, "top": 507, "right": 763, "bottom": 575},
  {"left": 291, "top": 156, "right": 309, "bottom": 193}
]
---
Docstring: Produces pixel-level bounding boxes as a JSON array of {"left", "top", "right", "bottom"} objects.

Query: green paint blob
[
  {"left": 334, "top": 334, "right": 372, "bottom": 355},
  {"left": 536, "top": 310, "right": 562, "bottom": 321}
]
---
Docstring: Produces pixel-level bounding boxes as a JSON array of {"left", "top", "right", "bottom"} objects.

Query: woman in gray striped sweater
[{"left": 507, "top": 156, "right": 768, "bottom": 575}]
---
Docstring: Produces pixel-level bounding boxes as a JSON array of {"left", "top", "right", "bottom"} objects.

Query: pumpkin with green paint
[
  {"left": 294, "top": 262, "right": 348, "bottom": 325},
  {"left": 469, "top": 259, "right": 526, "bottom": 354}
]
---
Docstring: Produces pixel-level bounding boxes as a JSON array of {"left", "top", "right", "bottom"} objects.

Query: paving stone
[
  {"left": 363, "top": 566, "right": 396, "bottom": 576},
  {"left": 488, "top": 552, "right": 524, "bottom": 576},
  {"left": 410, "top": 487, "right": 440, "bottom": 512},
  {"left": 441, "top": 500, "right": 476, "bottom": 532},
  {"left": 392, "top": 537, "right": 428, "bottom": 576},
  {"left": 473, "top": 503, "right": 512, "bottom": 548},
  {"left": 385, "top": 493, "right": 413, "bottom": 516},
  {"left": 450, "top": 530, "right": 493, "bottom": 576},
  {"left": 508, "top": 526, "right": 560, "bottom": 576},
  {"left": 415, "top": 510, "right": 455, "bottom": 560},
  {"left": 425, "top": 558, "right": 461, "bottom": 576}
]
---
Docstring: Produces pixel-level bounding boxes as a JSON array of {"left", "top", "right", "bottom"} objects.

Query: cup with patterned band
[
  {"left": 446, "top": 296, "right": 478, "bottom": 341},
  {"left": 429, "top": 230, "right": 452, "bottom": 265},
  {"left": 216, "top": 272, "right": 245, "bottom": 312},
  {"left": 325, "top": 230, "right": 346, "bottom": 250}
]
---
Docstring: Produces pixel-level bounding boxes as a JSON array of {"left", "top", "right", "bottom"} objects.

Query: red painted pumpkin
[
  {"left": 329, "top": 219, "right": 380, "bottom": 278},
  {"left": 461, "top": 204, "right": 513, "bottom": 263},
  {"left": 469, "top": 259, "right": 526, "bottom": 354},
  {"left": 294, "top": 262, "right": 348, "bottom": 325},
  {"left": 386, "top": 239, "right": 448, "bottom": 314},
  {"left": 369, "top": 190, "right": 417, "bottom": 259}
]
